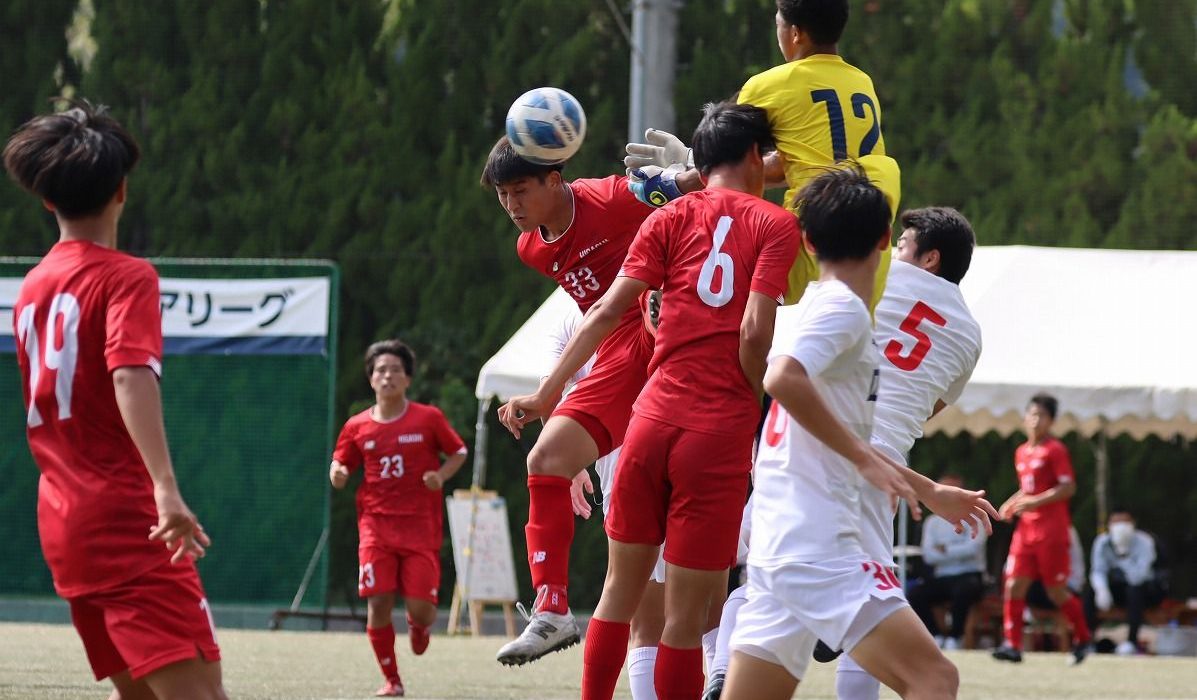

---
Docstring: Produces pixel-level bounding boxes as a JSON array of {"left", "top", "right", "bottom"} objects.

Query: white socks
[
  {"left": 627, "top": 645, "right": 658, "bottom": 700},
  {"left": 836, "top": 652, "right": 881, "bottom": 700}
]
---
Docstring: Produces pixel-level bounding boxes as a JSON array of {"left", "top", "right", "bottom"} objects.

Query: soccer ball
[{"left": 505, "top": 87, "right": 587, "bottom": 165}]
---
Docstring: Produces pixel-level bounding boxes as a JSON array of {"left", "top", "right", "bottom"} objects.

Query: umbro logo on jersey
[
  {"left": 578, "top": 238, "right": 609, "bottom": 259},
  {"left": 365, "top": 440, "right": 376, "bottom": 450},
  {"left": 398, "top": 434, "right": 424, "bottom": 444}
]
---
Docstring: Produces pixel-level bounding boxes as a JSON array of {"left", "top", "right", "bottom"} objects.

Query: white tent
[{"left": 470, "top": 247, "right": 1197, "bottom": 500}]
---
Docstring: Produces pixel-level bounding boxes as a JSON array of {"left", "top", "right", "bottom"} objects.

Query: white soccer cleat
[{"left": 495, "top": 609, "right": 581, "bottom": 666}]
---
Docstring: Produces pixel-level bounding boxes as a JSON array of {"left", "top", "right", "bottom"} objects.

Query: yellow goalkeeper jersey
[{"left": 738, "top": 53, "right": 900, "bottom": 309}]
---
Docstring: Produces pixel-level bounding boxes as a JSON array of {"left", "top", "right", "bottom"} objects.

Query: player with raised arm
[
  {"left": 992, "top": 393, "right": 1093, "bottom": 665},
  {"left": 720, "top": 167, "right": 996, "bottom": 700},
  {"left": 4, "top": 101, "right": 226, "bottom": 699},
  {"left": 702, "top": 206, "right": 984, "bottom": 700},
  {"left": 625, "top": 0, "right": 899, "bottom": 310},
  {"left": 330, "top": 340, "right": 468, "bottom": 697},
  {"left": 503, "top": 101, "right": 801, "bottom": 700},
  {"left": 832, "top": 206, "right": 984, "bottom": 700},
  {"left": 480, "top": 137, "right": 656, "bottom": 665}
]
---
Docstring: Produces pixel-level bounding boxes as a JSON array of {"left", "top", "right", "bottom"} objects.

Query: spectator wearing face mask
[{"left": 1086, "top": 507, "right": 1164, "bottom": 654}]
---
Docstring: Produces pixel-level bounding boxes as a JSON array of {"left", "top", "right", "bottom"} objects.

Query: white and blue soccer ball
[{"left": 505, "top": 87, "right": 587, "bottom": 165}]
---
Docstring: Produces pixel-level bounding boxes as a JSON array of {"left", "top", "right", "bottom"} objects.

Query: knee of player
[
  {"left": 919, "top": 656, "right": 959, "bottom": 697},
  {"left": 526, "top": 445, "right": 570, "bottom": 477}
]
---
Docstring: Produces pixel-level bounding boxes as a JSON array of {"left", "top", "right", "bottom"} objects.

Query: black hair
[
  {"left": 777, "top": 0, "right": 850, "bottom": 45},
  {"left": 899, "top": 207, "right": 976, "bottom": 284},
  {"left": 2, "top": 99, "right": 140, "bottom": 219},
  {"left": 691, "top": 101, "right": 775, "bottom": 176},
  {"left": 479, "top": 136, "right": 564, "bottom": 188},
  {"left": 795, "top": 164, "right": 890, "bottom": 262},
  {"left": 365, "top": 339, "right": 415, "bottom": 378},
  {"left": 1108, "top": 505, "right": 1133, "bottom": 519},
  {"left": 1028, "top": 393, "right": 1059, "bottom": 420}
]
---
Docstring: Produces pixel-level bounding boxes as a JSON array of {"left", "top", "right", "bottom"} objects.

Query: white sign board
[{"left": 446, "top": 495, "right": 518, "bottom": 603}]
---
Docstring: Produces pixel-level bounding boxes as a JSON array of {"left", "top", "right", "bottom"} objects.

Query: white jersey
[
  {"left": 859, "top": 261, "right": 983, "bottom": 564},
  {"left": 548, "top": 306, "right": 596, "bottom": 395},
  {"left": 750, "top": 281, "right": 880, "bottom": 566}
]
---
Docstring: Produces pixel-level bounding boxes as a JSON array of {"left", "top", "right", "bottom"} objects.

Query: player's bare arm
[
  {"left": 739, "top": 292, "right": 780, "bottom": 397},
  {"left": 423, "top": 449, "right": 467, "bottom": 490},
  {"left": 877, "top": 451, "right": 997, "bottom": 537},
  {"left": 763, "top": 356, "right": 919, "bottom": 513},
  {"left": 1012, "top": 479, "right": 1075, "bottom": 515},
  {"left": 498, "top": 276, "right": 648, "bottom": 437},
  {"left": 329, "top": 460, "right": 350, "bottom": 489},
  {"left": 113, "top": 366, "right": 210, "bottom": 563}
]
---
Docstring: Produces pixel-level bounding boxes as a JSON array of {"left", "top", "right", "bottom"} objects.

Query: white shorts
[
  {"left": 596, "top": 448, "right": 666, "bottom": 584},
  {"left": 730, "top": 555, "right": 908, "bottom": 680}
]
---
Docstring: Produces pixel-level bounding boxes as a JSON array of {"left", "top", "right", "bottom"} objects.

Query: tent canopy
[{"left": 477, "top": 246, "right": 1197, "bottom": 440}]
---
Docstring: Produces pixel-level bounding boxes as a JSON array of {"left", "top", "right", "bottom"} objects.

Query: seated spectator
[
  {"left": 909, "top": 474, "right": 988, "bottom": 649},
  {"left": 1085, "top": 507, "right": 1165, "bottom": 655}
]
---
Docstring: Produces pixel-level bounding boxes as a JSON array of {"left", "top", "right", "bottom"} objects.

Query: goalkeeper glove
[
  {"left": 628, "top": 165, "right": 684, "bottom": 208},
  {"left": 624, "top": 128, "right": 694, "bottom": 171}
]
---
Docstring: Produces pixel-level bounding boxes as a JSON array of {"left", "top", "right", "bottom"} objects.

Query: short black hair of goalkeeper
[
  {"left": 796, "top": 164, "right": 890, "bottom": 262},
  {"left": 777, "top": 0, "right": 850, "bottom": 45},
  {"left": 691, "top": 102, "right": 775, "bottom": 176},
  {"left": 365, "top": 339, "right": 415, "bottom": 378},
  {"left": 1028, "top": 393, "right": 1059, "bottom": 420},
  {"left": 479, "top": 135, "right": 564, "bottom": 188},
  {"left": 2, "top": 99, "right": 140, "bottom": 219},
  {"left": 899, "top": 207, "right": 976, "bottom": 284}
]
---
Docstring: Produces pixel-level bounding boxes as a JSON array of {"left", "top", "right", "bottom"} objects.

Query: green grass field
[{"left": 2, "top": 622, "right": 1196, "bottom": 699}]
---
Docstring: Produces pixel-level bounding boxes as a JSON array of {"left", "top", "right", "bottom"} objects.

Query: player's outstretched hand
[
  {"left": 329, "top": 462, "right": 350, "bottom": 489},
  {"left": 997, "top": 493, "right": 1025, "bottom": 521},
  {"left": 628, "top": 165, "right": 685, "bottom": 207},
  {"left": 624, "top": 128, "right": 692, "bottom": 171},
  {"left": 925, "top": 485, "right": 999, "bottom": 538},
  {"left": 422, "top": 471, "right": 444, "bottom": 491},
  {"left": 856, "top": 451, "right": 921, "bottom": 521},
  {"left": 150, "top": 487, "right": 210, "bottom": 564},
  {"left": 497, "top": 393, "right": 549, "bottom": 439},
  {"left": 570, "top": 470, "right": 595, "bottom": 519}
]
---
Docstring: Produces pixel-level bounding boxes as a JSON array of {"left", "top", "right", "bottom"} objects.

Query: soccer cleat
[
  {"left": 1115, "top": 640, "right": 1139, "bottom": 656},
  {"left": 495, "top": 608, "right": 580, "bottom": 666},
  {"left": 813, "top": 639, "right": 843, "bottom": 663},
  {"left": 409, "top": 624, "right": 430, "bottom": 656},
  {"left": 701, "top": 671, "right": 725, "bottom": 700},
  {"left": 991, "top": 645, "right": 1023, "bottom": 663},
  {"left": 1068, "top": 642, "right": 1092, "bottom": 666},
  {"left": 375, "top": 677, "right": 405, "bottom": 697}
]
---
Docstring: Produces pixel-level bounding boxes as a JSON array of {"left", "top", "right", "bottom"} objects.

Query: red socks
[
  {"left": 582, "top": 618, "right": 630, "bottom": 700},
  {"left": 655, "top": 643, "right": 703, "bottom": 700},
  {"left": 526, "top": 474, "right": 574, "bottom": 613},
  {"left": 1003, "top": 598, "right": 1026, "bottom": 650},
  {"left": 367, "top": 623, "right": 400, "bottom": 681},
  {"left": 406, "top": 613, "right": 431, "bottom": 655},
  {"left": 1060, "top": 595, "right": 1092, "bottom": 643}
]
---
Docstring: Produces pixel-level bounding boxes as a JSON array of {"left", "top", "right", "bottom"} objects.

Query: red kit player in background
[
  {"left": 4, "top": 101, "right": 226, "bottom": 699},
  {"left": 993, "top": 393, "right": 1092, "bottom": 664},
  {"left": 503, "top": 102, "right": 801, "bottom": 700},
  {"left": 480, "top": 135, "right": 656, "bottom": 664},
  {"left": 330, "top": 339, "right": 468, "bottom": 697}
]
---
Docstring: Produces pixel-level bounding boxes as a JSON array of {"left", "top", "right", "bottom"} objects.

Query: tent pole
[
  {"left": 472, "top": 398, "right": 492, "bottom": 489},
  {"left": 1094, "top": 421, "right": 1109, "bottom": 532}
]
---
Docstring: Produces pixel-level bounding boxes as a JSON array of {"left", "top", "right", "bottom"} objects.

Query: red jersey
[
  {"left": 333, "top": 402, "right": 467, "bottom": 551},
  {"left": 619, "top": 188, "right": 800, "bottom": 436},
  {"left": 1014, "top": 437, "right": 1075, "bottom": 545},
  {"left": 516, "top": 176, "right": 652, "bottom": 314},
  {"left": 14, "top": 240, "right": 169, "bottom": 598}
]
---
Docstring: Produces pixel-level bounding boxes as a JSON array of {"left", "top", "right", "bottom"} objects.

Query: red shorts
[
  {"left": 552, "top": 315, "right": 654, "bottom": 455},
  {"left": 68, "top": 561, "right": 220, "bottom": 681},
  {"left": 358, "top": 545, "right": 441, "bottom": 603},
  {"left": 604, "top": 415, "right": 752, "bottom": 570},
  {"left": 1005, "top": 532, "right": 1071, "bottom": 587}
]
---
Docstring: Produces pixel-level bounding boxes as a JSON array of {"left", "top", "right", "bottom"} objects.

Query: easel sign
[{"left": 446, "top": 489, "right": 518, "bottom": 636}]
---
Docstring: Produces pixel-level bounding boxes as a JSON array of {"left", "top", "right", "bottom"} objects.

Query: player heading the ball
[{"left": 4, "top": 100, "right": 227, "bottom": 699}]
